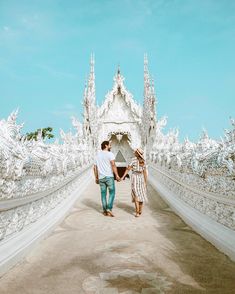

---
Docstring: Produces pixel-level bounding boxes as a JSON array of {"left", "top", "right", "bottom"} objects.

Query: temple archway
[{"left": 108, "top": 132, "right": 133, "bottom": 177}]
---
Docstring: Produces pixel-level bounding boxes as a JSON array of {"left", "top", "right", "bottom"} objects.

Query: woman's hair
[{"left": 135, "top": 152, "right": 145, "bottom": 164}]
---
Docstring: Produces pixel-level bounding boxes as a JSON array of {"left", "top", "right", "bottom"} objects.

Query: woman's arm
[
  {"left": 143, "top": 168, "right": 147, "bottom": 185},
  {"left": 121, "top": 166, "right": 132, "bottom": 180}
]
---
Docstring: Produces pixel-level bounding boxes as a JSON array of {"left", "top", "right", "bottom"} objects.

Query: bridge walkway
[{"left": 0, "top": 180, "right": 235, "bottom": 293}]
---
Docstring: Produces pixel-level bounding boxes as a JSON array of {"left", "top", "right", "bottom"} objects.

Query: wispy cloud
[
  {"left": 180, "top": 114, "right": 198, "bottom": 121},
  {"left": 35, "top": 64, "right": 78, "bottom": 80},
  {"left": 50, "top": 104, "right": 80, "bottom": 118},
  {"left": 3, "top": 26, "right": 10, "bottom": 31},
  {"left": 21, "top": 14, "right": 39, "bottom": 26}
]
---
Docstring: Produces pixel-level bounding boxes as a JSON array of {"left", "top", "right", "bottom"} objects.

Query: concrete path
[{"left": 0, "top": 180, "right": 235, "bottom": 293}]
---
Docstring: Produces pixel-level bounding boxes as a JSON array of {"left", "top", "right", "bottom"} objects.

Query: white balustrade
[
  {"left": 148, "top": 117, "right": 235, "bottom": 260},
  {"left": 0, "top": 110, "right": 94, "bottom": 275}
]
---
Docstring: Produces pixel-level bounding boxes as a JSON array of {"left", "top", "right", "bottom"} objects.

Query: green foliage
[{"left": 26, "top": 127, "right": 54, "bottom": 141}]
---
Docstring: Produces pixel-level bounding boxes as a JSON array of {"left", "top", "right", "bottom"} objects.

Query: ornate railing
[
  {"left": 0, "top": 111, "right": 94, "bottom": 275},
  {"left": 149, "top": 164, "right": 235, "bottom": 230},
  {"left": 0, "top": 111, "right": 93, "bottom": 239},
  {"left": 147, "top": 117, "right": 235, "bottom": 260}
]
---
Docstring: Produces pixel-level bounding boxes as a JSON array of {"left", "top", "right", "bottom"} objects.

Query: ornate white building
[{"left": 82, "top": 54, "right": 157, "bottom": 167}]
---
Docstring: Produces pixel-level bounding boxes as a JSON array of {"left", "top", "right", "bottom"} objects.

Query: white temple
[
  {"left": 0, "top": 55, "right": 235, "bottom": 278},
  {"left": 81, "top": 54, "right": 156, "bottom": 170}
]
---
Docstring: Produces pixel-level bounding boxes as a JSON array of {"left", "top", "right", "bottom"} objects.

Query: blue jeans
[{"left": 99, "top": 177, "right": 115, "bottom": 211}]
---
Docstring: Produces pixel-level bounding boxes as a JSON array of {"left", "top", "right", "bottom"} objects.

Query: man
[{"left": 93, "top": 140, "right": 120, "bottom": 217}]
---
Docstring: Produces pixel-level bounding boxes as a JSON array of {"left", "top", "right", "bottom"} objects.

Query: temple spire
[
  {"left": 144, "top": 53, "right": 150, "bottom": 97},
  {"left": 82, "top": 54, "right": 97, "bottom": 148},
  {"left": 113, "top": 64, "right": 125, "bottom": 88},
  {"left": 117, "top": 63, "right": 120, "bottom": 75},
  {"left": 89, "top": 53, "right": 95, "bottom": 81},
  {"left": 87, "top": 53, "right": 95, "bottom": 103},
  {"left": 142, "top": 54, "right": 157, "bottom": 148}
]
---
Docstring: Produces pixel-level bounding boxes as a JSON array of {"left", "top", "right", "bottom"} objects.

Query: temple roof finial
[
  {"left": 90, "top": 53, "right": 95, "bottom": 76},
  {"left": 117, "top": 63, "right": 120, "bottom": 75},
  {"left": 113, "top": 63, "right": 125, "bottom": 87},
  {"left": 144, "top": 53, "right": 148, "bottom": 69}
]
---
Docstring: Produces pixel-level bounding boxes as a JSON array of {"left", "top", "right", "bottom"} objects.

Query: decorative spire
[
  {"left": 117, "top": 63, "right": 120, "bottom": 75},
  {"left": 144, "top": 53, "right": 148, "bottom": 73},
  {"left": 82, "top": 54, "right": 97, "bottom": 143},
  {"left": 89, "top": 53, "right": 95, "bottom": 82},
  {"left": 142, "top": 54, "right": 157, "bottom": 147},
  {"left": 150, "top": 77, "right": 157, "bottom": 109},
  {"left": 83, "top": 76, "right": 88, "bottom": 100},
  {"left": 144, "top": 53, "right": 150, "bottom": 87},
  {"left": 114, "top": 64, "right": 125, "bottom": 88},
  {"left": 151, "top": 77, "right": 155, "bottom": 95},
  {"left": 87, "top": 53, "right": 95, "bottom": 103}
]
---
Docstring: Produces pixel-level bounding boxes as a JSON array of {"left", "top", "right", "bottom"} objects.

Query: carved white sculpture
[
  {"left": 149, "top": 117, "right": 235, "bottom": 230},
  {"left": 0, "top": 111, "right": 92, "bottom": 242}
]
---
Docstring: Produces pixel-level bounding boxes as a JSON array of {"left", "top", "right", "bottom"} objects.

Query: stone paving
[{"left": 0, "top": 179, "right": 235, "bottom": 293}]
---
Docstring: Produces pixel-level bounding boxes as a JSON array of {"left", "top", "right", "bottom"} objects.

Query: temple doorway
[{"left": 108, "top": 133, "right": 133, "bottom": 178}]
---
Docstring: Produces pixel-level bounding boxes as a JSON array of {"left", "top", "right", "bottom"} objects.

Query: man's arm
[
  {"left": 93, "top": 165, "right": 99, "bottom": 184},
  {"left": 110, "top": 160, "right": 120, "bottom": 181}
]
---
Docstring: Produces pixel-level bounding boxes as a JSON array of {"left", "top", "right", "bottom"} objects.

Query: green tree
[{"left": 26, "top": 127, "right": 54, "bottom": 141}]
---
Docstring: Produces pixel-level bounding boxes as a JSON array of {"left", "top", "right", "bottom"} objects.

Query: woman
[{"left": 121, "top": 148, "right": 148, "bottom": 217}]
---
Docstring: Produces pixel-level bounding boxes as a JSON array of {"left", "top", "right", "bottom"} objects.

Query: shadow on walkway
[
  {"left": 116, "top": 202, "right": 134, "bottom": 215},
  {"left": 82, "top": 199, "right": 101, "bottom": 213},
  {"left": 145, "top": 183, "right": 235, "bottom": 293}
]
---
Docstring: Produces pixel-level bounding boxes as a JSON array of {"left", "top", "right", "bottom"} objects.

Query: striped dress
[{"left": 129, "top": 157, "right": 148, "bottom": 203}]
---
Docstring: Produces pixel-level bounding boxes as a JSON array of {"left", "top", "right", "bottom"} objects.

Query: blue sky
[{"left": 0, "top": 0, "right": 235, "bottom": 141}]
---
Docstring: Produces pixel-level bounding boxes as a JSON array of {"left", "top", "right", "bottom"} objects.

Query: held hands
[
  {"left": 95, "top": 176, "right": 124, "bottom": 183},
  {"left": 119, "top": 175, "right": 126, "bottom": 181}
]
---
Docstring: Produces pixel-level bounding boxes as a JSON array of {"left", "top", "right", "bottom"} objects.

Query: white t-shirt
[{"left": 95, "top": 151, "right": 115, "bottom": 179}]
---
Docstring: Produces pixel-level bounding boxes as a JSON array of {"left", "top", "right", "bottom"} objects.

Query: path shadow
[
  {"left": 82, "top": 199, "right": 101, "bottom": 213},
  {"left": 116, "top": 202, "right": 134, "bottom": 215},
  {"left": 145, "top": 182, "right": 235, "bottom": 292}
]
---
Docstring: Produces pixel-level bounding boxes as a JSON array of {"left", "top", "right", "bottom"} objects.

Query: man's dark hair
[{"left": 101, "top": 140, "right": 110, "bottom": 150}]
